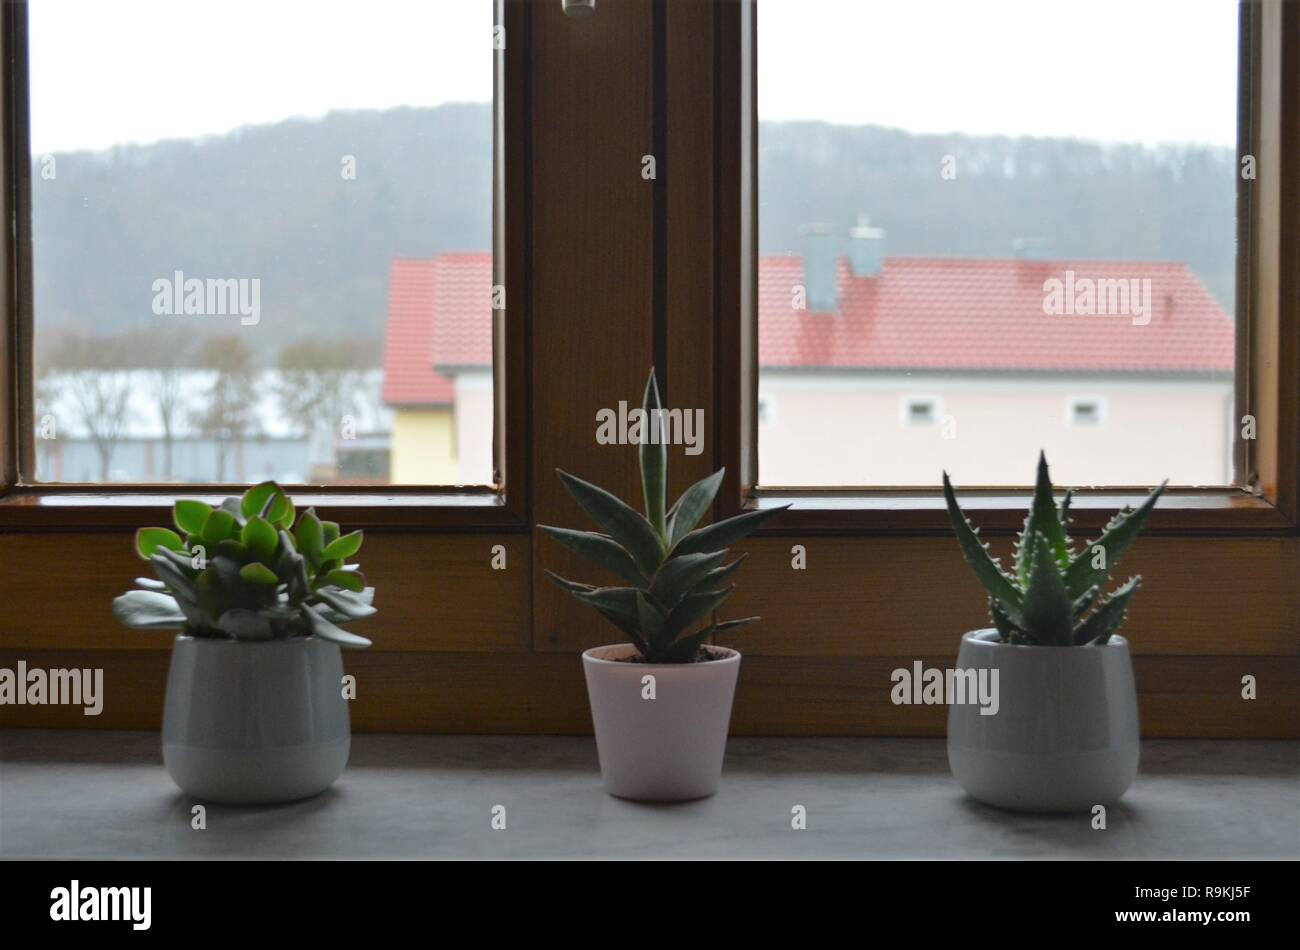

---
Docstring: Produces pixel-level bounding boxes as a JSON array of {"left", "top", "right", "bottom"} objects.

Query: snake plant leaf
[
  {"left": 135, "top": 527, "right": 184, "bottom": 561},
  {"left": 544, "top": 572, "right": 652, "bottom": 655},
  {"left": 667, "top": 468, "right": 725, "bottom": 549},
  {"left": 301, "top": 604, "right": 373, "bottom": 649},
  {"left": 702, "top": 554, "right": 747, "bottom": 589},
  {"left": 666, "top": 621, "right": 715, "bottom": 662},
  {"left": 217, "top": 608, "right": 274, "bottom": 640},
  {"left": 662, "top": 586, "right": 736, "bottom": 643},
  {"left": 557, "top": 469, "right": 665, "bottom": 576},
  {"left": 639, "top": 368, "right": 668, "bottom": 541},
  {"left": 1021, "top": 535, "right": 1073, "bottom": 646},
  {"left": 942, "top": 472, "right": 1026, "bottom": 626},
  {"left": 636, "top": 591, "right": 668, "bottom": 652},
  {"left": 671, "top": 503, "right": 790, "bottom": 557},
  {"left": 1063, "top": 481, "right": 1165, "bottom": 599},
  {"left": 321, "top": 529, "right": 364, "bottom": 562},
  {"left": 315, "top": 585, "right": 378, "bottom": 619},
  {"left": 1073, "top": 576, "right": 1142, "bottom": 645},
  {"left": 649, "top": 550, "right": 728, "bottom": 610},
  {"left": 295, "top": 508, "right": 325, "bottom": 565},
  {"left": 241, "top": 515, "right": 279, "bottom": 563},
  {"left": 112, "top": 590, "right": 187, "bottom": 630},
  {"left": 173, "top": 500, "right": 213, "bottom": 536},
  {"left": 539, "top": 525, "right": 647, "bottom": 585}
]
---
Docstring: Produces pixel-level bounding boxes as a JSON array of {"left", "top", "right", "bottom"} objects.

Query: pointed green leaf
[
  {"left": 636, "top": 591, "right": 668, "bottom": 657},
  {"left": 556, "top": 469, "right": 664, "bottom": 576},
  {"left": 662, "top": 586, "right": 735, "bottom": 643},
  {"left": 671, "top": 503, "right": 790, "bottom": 557},
  {"left": 667, "top": 468, "right": 725, "bottom": 549},
  {"left": 173, "top": 500, "right": 212, "bottom": 536},
  {"left": 666, "top": 622, "right": 715, "bottom": 662},
  {"left": 1021, "top": 535, "right": 1073, "bottom": 645},
  {"left": 1063, "top": 481, "right": 1166, "bottom": 599},
  {"left": 538, "top": 525, "right": 646, "bottom": 585},
  {"left": 942, "top": 472, "right": 1025, "bottom": 625},
  {"left": 135, "top": 527, "right": 184, "bottom": 561},
  {"left": 649, "top": 550, "right": 728, "bottom": 610},
  {"left": 639, "top": 369, "right": 668, "bottom": 541},
  {"left": 1073, "top": 576, "right": 1142, "bottom": 645},
  {"left": 543, "top": 572, "right": 650, "bottom": 655}
]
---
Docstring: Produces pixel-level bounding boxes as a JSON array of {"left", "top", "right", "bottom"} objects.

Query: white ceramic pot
[
  {"left": 947, "top": 629, "right": 1140, "bottom": 812},
  {"left": 582, "top": 643, "right": 741, "bottom": 801},
  {"left": 162, "top": 635, "right": 351, "bottom": 804}
]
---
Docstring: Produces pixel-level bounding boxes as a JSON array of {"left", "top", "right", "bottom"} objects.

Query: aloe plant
[
  {"left": 541, "top": 369, "right": 788, "bottom": 663},
  {"left": 112, "top": 481, "right": 375, "bottom": 648},
  {"left": 943, "top": 452, "right": 1165, "bottom": 646}
]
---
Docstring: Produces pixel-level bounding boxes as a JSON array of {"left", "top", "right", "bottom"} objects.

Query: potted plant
[
  {"left": 113, "top": 481, "right": 375, "bottom": 804},
  {"left": 541, "top": 370, "right": 788, "bottom": 801},
  {"left": 942, "top": 452, "right": 1165, "bottom": 812}
]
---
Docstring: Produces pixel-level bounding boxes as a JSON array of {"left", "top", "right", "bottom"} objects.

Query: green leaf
[
  {"left": 543, "top": 572, "right": 651, "bottom": 656},
  {"left": 241, "top": 481, "right": 280, "bottom": 520},
  {"left": 112, "top": 590, "right": 187, "bottom": 630},
  {"left": 636, "top": 592, "right": 668, "bottom": 657},
  {"left": 149, "top": 553, "right": 197, "bottom": 603},
  {"left": 1015, "top": 452, "right": 1071, "bottom": 584},
  {"left": 173, "top": 500, "right": 212, "bottom": 536},
  {"left": 296, "top": 508, "right": 325, "bottom": 564},
  {"left": 135, "top": 527, "right": 184, "bottom": 561},
  {"left": 942, "top": 472, "right": 1025, "bottom": 626},
  {"left": 988, "top": 597, "right": 1020, "bottom": 642},
  {"left": 661, "top": 586, "right": 735, "bottom": 643},
  {"left": 639, "top": 368, "right": 668, "bottom": 541},
  {"left": 270, "top": 493, "right": 295, "bottom": 529},
  {"left": 667, "top": 468, "right": 725, "bottom": 549},
  {"left": 301, "top": 604, "right": 372, "bottom": 649},
  {"left": 649, "top": 550, "right": 728, "bottom": 610},
  {"left": 671, "top": 503, "right": 790, "bottom": 557},
  {"left": 241, "top": 516, "right": 279, "bottom": 563},
  {"left": 1020, "top": 535, "right": 1073, "bottom": 645},
  {"left": 239, "top": 562, "right": 279, "bottom": 585},
  {"left": 1073, "top": 576, "right": 1141, "bottom": 645},
  {"left": 321, "top": 529, "right": 364, "bottom": 561},
  {"left": 1063, "top": 481, "right": 1166, "bottom": 599},
  {"left": 702, "top": 554, "right": 747, "bottom": 589},
  {"left": 201, "top": 509, "right": 238, "bottom": 546},
  {"left": 666, "top": 622, "right": 715, "bottom": 662},
  {"left": 322, "top": 569, "right": 365, "bottom": 593},
  {"left": 538, "top": 525, "right": 646, "bottom": 585},
  {"left": 322, "top": 520, "right": 341, "bottom": 545},
  {"left": 556, "top": 469, "right": 665, "bottom": 577}
]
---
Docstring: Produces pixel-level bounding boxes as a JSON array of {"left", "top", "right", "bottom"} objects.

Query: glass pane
[
  {"left": 29, "top": 0, "right": 495, "bottom": 485},
  {"left": 757, "top": 0, "right": 1238, "bottom": 487}
]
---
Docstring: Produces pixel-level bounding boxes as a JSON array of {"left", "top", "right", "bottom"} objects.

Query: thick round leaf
[
  {"left": 322, "top": 520, "right": 341, "bottom": 545},
  {"left": 321, "top": 530, "right": 364, "bottom": 561},
  {"left": 216, "top": 608, "right": 273, "bottom": 640},
  {"left": 239, "top": 562, "right": 280, "bottom": 585},
  {"left": 296, "top": 508, "right": 324, "bottom": 564},
  {"left": 315, "top": 585, "right": 377, "bottom": 619},
  {"left": 201, "top": 509, "right": 238, "bottom": 546},
  {"left": 173, "top": 500, "right": 213, "bottom": 536},
  {"left": 136, "top": 527, "right": 184, "bottom": 560},
  {"left": 322, "top": 569, "right": 365, "bottom": 593},
  {"left": 242, "top": 516, "right": 279, "bottom": 563},
  {"left": 241, "top": 481, "right": 280, "bottom": 519},
  {"left": 112, "top": 590, "right": 186, "bottom": 630},
  {"left": 301, "top": 604, "right": 372, "bottom": 649},
  {"left": 271, "top": 493, "right": 295, "bottom": 529}
]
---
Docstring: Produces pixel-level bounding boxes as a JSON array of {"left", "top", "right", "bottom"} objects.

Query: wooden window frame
[
  {"left": 0, "top": 0, "right": 531, "bottom": 533},
  {"left": 717, "top": 0, "right": 1300, "bottom": 540}
]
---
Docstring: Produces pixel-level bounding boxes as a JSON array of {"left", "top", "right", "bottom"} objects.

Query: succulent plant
[
  {"left": 112, "top": 481, "right": 375, "bottom": 648},
  {"left": 943, "top": 452, "right": 1165, "bottom": 647},
  {"left": 541, "top": 369, "right": 788, "bottom": 663}
]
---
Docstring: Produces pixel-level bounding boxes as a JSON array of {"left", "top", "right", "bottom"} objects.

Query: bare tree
[
  {"left": 43, "top": 330, "right": 134, "bottom": 482},
  {"left": 274, "top": 338, "right": 368, "bottom": 470},
  {"left": 126, "top": 328, "right": 193, "bottom": 482},
  {"left": 191, "top": 334, "right": 257, "bottom": 482}
]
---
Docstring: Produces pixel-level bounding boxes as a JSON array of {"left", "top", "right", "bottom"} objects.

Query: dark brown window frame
[
  {"left": 718, "top": 0, "right": 1300, "bottom": 539},
  {"left": 0, "top": 0, "right": 531, "bottom": 532}
]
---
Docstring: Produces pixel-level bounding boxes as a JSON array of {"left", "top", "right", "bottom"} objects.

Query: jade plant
[
  {"left": 541, "top": 370, "right": 788, "bottom": 663},
  {"left": 112, "top": 481, "right": 374, "bottom": 647},
  {"left": 943, "top": 452, "right": 1165, "bottom": 647}
]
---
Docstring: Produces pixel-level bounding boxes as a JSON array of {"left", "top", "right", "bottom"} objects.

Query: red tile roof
[
  {"left": 380, "top": 259, "right": 454, "bottom": 407},
  {"left": 382, "top": 253, "right": 1232, "bottom": 399}
]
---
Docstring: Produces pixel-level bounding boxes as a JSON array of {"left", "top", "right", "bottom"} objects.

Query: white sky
[{"left": 29, "top": 0, "right": 1238, "bottom": 154}]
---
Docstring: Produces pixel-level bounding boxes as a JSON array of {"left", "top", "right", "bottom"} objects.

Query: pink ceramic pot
[{"left": 582, "top": 643, "right": 741, "bottom": 801}]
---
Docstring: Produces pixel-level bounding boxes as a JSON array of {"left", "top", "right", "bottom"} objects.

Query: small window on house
[
  {"left": 902, "top": 397, "right": 940, "bottom": 427},
  {"left": 1067, "top": 397, "right": 1105, "bottom": 427}
]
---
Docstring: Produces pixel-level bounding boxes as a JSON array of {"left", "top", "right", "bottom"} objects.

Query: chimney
[
  {"left": 849, "top": 215, "right": 885, "bottom": 277},
  {"left": 798, "top": 223, "right": 838, "bottom": 312}
]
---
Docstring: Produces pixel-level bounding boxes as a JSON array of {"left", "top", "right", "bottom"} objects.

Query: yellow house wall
[{"left": 390, "top": 408, "right": 458, "bottom": 485}]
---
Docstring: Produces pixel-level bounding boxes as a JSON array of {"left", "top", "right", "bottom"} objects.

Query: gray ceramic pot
[
  {"left": 947, "top": 629, "right": 1140, "bottom": 813},
  {"left": 162, "top": 635, "right": 351, "bottom": 804}
]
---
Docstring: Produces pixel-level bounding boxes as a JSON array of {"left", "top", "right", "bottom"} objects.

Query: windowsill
[
  {"left": 747, "top": 488, "right": 1296, "bottom": 536},
  {"left": 0, "top": 487, "right": 525, "bottom": 531},
  {"left": 1, "top": 730, "right": 1295, "bottom": 859}
]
